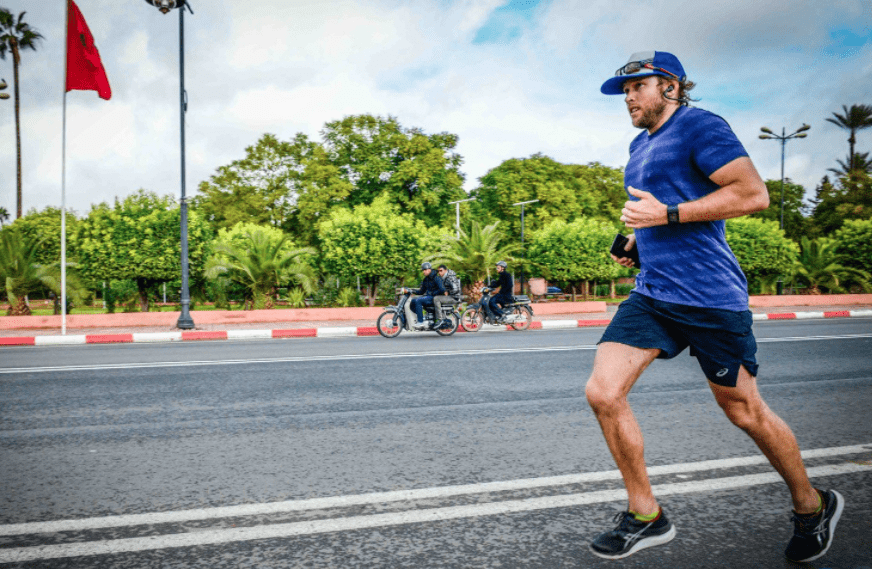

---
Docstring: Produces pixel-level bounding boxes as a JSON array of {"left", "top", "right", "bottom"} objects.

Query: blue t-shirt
[{"left": 624, "top": 106, "right": 750, "bottom": 311}]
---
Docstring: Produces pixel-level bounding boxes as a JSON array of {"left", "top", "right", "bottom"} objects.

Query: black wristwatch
[{"left": 667, "top": 204, "right": 680, "bottom": 225}]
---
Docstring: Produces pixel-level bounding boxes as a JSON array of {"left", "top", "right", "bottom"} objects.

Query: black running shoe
[
  {"left": 785, "top": 489, "right": 844, "bottom": 563},
  {"left": 589, "top": 509, "right": 676, "bottom": 559}
]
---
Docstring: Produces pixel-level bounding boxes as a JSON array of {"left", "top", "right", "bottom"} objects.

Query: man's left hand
[{"left": 621, "top": 186, "right": 668, "bottom": 228}]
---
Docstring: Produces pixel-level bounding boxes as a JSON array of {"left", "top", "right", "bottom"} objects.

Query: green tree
[
  {"left": 527, "top": 218, "right": 622, "bottom": 300},
  {"left": 321, "top": 114, "right": 466, "bottom": 226},
  {"left": 431, "top": 220, "right": 519, "bottom": 286},
  {"left": 750, "top": 179, "right": 810, "bottom": 242},
  {"left": 832, "top": 218, "right": 872, "bottom": 275},
  {"left": 205, "top": 225, "right": 316, "bottom": 310},
  {"left": 0, "top": 229, "right": 85, "bottom": 315},
  {"left": 317, "top": 195, "right": 442, "bottom": 306},
  {"left": 829, "top": 151, "right": 872, "bottom": 178},
  {"left": 0, "top": 206, "right": 9, "bottom": 227},
  {"left": 724, "top": 217, "right": 799, "bottom": 294},
  {"left": 826, "top": 104, "right": 872, "bottom": 172},
  {"left": 193, "top": 133, "right": 350, "bottom": 239},
  {"left": 792, "top": 236, "right": 871, "bottom": 294},
  {"left": 811, "top": 172, "right": 872, "bottom": 235},
  {"left": 471, "top": 155, "right": 625, "bottom": 243},
  {"left": 0, "top": 8, "right": 44, "bottom": 218},
  {"left": 73, "top": 190, "right": 213, "bottom": 312},
  {"left": 567, "top": 161, "right": 627, "bottom": 223},
  {"left": 2, "top": 206, "right": 79, "bottom": 266},
  {"left": 284, "top": 141, "right": 354, "bottom": 245}
]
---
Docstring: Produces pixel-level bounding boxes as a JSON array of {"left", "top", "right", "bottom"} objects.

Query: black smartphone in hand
[{"left": 610, "top": 233, "right": 640, "bottom": 269}]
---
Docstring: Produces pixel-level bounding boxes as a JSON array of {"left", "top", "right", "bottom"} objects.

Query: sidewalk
[{"left": 2, "top": 295, "right": 871, "bottom": 346}]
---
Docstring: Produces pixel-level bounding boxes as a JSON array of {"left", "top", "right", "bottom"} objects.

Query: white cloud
[{"left": 2, "top": 0, "right": 870, "bottom": 217}]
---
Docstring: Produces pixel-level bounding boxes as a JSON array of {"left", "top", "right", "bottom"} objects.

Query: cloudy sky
[{"left": 1, "top": 0, "right": 871, "bottom": 218}]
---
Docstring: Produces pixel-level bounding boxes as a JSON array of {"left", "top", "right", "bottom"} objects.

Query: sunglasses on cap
[{"left": 614, "top": 59, "right": 680, "bottom": 81}]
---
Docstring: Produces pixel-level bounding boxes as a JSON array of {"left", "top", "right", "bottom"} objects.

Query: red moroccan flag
[{"left": 66, "top": 0, "right": 111, "bottom": 100}]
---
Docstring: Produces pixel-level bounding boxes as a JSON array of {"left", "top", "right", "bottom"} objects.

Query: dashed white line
[
  {"left": 2, "top": 442, "right": 868, "bottom": 537},
  {"left": 1, "top": 460, "right": 869, "bottom": 563}
]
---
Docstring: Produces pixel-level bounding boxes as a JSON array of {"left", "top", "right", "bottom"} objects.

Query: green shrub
[
  {"left": 336, "top": 287, "right": 363, "bottom": 307},
  {"left": 286, "top": 288, "right": 307, "bottom": 308},
  {"left": 833, "top": 219, "right": 872, "bottom": 275},
  {"left": 592, "top": 283, "right": 634, "bottom": 297},
  {"left": 104, "top": 279, "right": 138, "bottom": 314}
]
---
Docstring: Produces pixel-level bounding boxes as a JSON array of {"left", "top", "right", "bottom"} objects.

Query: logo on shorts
[{"left": 716, "top": 368, "right": 730, "bottom": 377}]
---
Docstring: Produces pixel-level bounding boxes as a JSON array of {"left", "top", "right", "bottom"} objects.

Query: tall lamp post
[
  {"left": 144, "top": 0, "right": 195, "bottom": 329},
  {"left": 759, "top": 123, "right": 810, "bottom": 295},
  {"left": 448, "top": 197, "right": 475, "bottom": 239},
  {"left": 512, "top": 199, "right": 539, "bottom": 295}
]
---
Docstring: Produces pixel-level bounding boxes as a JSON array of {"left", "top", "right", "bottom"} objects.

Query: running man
[{"left": 585, "top": 51, "right": 843, "bottom": 562}]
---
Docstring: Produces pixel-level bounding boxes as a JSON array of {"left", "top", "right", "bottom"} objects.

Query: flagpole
[{"left": 61, "top": 0, "right": 69, "bottom": 335}]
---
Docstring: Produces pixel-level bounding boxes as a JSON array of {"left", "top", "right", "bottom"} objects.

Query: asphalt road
[{"left": 1, "top": 318, "right": 871, "bottom": 569}]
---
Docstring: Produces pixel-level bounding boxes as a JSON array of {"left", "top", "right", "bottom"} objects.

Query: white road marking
[
  {"left": 757, "top": 333, "right": 872, "bottom": 343},
  {"left": 33, "top": 335, "right": 86, "bottom": 345},
  {"left": 1, "top": 459, "right": 869, "bottom": 563},
  {"left": 226, "top": 329, "right": 272, "bottom": 340},
  {"left": 0, "top": 345, "right": 596, "bottom": 375},
  {"left": 316, "top": 327, "right": 359, "bottom": 338},
  {"left": 3, "top": 333, "right": 871, "bottom": 375},
  {"left": 131, "top": 332, "right": 182, "bottom": 343},
  {"left": 1, "top": 442, "right": 867, "bottom": 536}
]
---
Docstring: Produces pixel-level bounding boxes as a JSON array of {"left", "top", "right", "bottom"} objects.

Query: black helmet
[
  {"left": 496, "top": 261, "right": 507, "bottom": 268},
  {"left": 421, "top": 262, "right": 432, "bottom": 270}
]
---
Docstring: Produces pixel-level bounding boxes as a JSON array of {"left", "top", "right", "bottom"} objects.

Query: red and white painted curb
[{"left": 1, "top": 311, "right": 870, "bottom": 347}]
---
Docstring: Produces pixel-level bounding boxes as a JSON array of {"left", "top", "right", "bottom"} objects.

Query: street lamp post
[
  {"left": 759, "top": 124, "right": 810, "bottom": 295},
  {"left": 144, "top": 0, "right": 195, "bottom": 329},
  {"left": 448, "top": 197, "right": 475, "bottom": 239},
  {"left": 512, "top": 199, "right": 539, "bottom": 295}
]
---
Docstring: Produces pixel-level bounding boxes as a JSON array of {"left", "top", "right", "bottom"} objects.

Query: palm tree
[
  {"left": 791, "top": 236, "right": 871, "bottom": 294},
  {"left": 431, "top": 220, "right": 519, "bottom": 300},
  {"left": 0, "top": 229, "right": 85, "bottom": 316},
  {"left": 0, "top": 9, "right": 44, "bottom": 219},
  {"left": 828, "top": 151, "right": 872, "bottom": 178},
  {"left": 0, "top": 205, "right": 9, "bottom": 227},
  {"left": 826, "top": 104, "right": 872, "bottom": 173},
  {"left": 205, "top": 228, "right": 317, "bottom": 310}
]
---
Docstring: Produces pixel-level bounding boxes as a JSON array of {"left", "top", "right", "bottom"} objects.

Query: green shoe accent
[{"left": 630, "top": 508, "right": 660, "bottom": 522}]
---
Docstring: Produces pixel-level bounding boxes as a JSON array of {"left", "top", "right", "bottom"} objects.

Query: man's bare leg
[
  {"left": 709, "top": 367, "right": 820, "bottom": 513},
  {"left": 585, "top": 342, "right": 661, "bottom": 514}
]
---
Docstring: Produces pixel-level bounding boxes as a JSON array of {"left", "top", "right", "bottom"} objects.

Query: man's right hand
[{"left": 610, "top": 233, "right": 637, "bottom": 267}]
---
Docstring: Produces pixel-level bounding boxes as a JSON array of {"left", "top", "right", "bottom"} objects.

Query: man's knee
[
  {"left": 712, "top": 386, "right": 767, "bottom": 431},
  {"left": 716, "top": 395, "right": 764, "bottom": 431},
  {"left": 585, "top": 375, "right": 625, "bottom": 416},
  {"left": 710, "top": 369, "right": 769, "bottom": 431}
]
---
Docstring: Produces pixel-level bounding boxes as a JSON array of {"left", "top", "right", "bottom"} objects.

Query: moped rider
[
  {"left": 485, "top": 261, "right": 513, "bottom": 324},
  {"left": 434, "top": 264, "right": 462, "bottom": 329},
  {"left": 403, "top": 262, "right": 445, "bottom": 330}
]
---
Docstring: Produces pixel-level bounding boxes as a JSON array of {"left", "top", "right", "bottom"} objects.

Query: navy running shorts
[{"left": 598, "top": 292, "right": 759, "bottom": 387}]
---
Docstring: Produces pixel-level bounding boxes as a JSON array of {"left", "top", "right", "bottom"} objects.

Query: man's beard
[{"left": 632, "top": 100, "right": 667, "bottom": 130}]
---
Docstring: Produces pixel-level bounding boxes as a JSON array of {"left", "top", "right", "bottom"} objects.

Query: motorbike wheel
[
  {"left": 434, "top": 313, "right": 459, "bottom": 337},
  {"left": 460, "top": 307, "right": 483, "bottom": 332},
  {"left": 376, "top": 311, "right": 402, "bottom": 338},
  {"left": 509, "top": 306, "right": 533, "bottom": 331}
]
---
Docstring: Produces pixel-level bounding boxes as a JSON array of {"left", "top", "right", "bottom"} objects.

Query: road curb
[{"left": 2, "top": 311, "right": 870, "bottom": 347}]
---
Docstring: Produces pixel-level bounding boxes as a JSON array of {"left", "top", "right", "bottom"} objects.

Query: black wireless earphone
[{"left": 663, "top": 84, "right": 680, "bottom": 101}]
